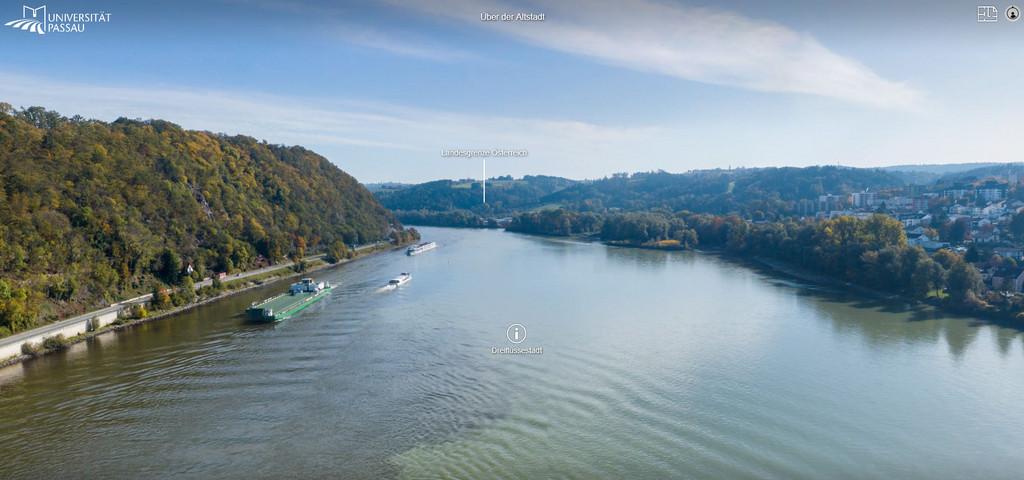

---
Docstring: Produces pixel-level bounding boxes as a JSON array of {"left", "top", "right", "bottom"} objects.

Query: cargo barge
[{"left": 246, "top": 278, "right": 333, "bottom": 322}]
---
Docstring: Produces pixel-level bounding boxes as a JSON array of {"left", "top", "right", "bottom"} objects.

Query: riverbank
[
  {"left": 711, "top": 250, "right": 1024, "bottom": 330},
  {"left": 729, "top": 253, "right": 906, "bottom": 300},
  {"left": 508, "top": 228, "right": 1023, "bottom": 329},
  {"left": 604, "top": 239, "right": 686, "bottom": 250},
  {"left": 0, "top": 241, "right": 402, "bottom": 368},
  {"left": 504, "top": 229, "right": 687, "bottom": 251}
]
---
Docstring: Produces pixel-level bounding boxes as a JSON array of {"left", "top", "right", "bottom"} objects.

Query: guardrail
[{"left": 0, "top": 304, "right": 125, "bottom": 360}]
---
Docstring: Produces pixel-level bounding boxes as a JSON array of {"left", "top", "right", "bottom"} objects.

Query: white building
[
  {"left": 852, "top": 191, "right": 878, "bottom": 208},
  {"left": 981, "top": 201, "right": 1006, "bottom": 217},
  {"left": 977, "top": 185, "right": 1006, "bottom": 202}
]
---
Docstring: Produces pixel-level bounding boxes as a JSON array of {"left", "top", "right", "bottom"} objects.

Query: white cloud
[
  {"left": 228, "top": 0, "right": 474, "bottom": 62},
  {"left": 383, "top": 0, "right": 922, "bottom": 108},
  {"left": 334, "top": 24, "right": 476, "bottom": 62},
  {"left": 0, "top": 72, "right": 670, "bottom": 181},
  {"left": 0, "top": 71, "right": 1002, "bottom": 183}
]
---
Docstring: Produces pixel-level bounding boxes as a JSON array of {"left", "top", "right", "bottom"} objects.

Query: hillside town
[{"left": 806, "top": 175, "right": 1024, "bottom": 294}]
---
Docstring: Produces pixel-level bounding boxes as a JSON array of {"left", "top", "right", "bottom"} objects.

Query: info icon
[
  {"left": 1008, "top": 6, "right": 1021, "bottom": 22},
  {"left": 506, "top": 324, "right": 527, "bottom": 344}
]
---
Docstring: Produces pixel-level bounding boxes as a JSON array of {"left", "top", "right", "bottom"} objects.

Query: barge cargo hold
[{"left": 246, "top": 278, "right": 333, "bottom": 322}]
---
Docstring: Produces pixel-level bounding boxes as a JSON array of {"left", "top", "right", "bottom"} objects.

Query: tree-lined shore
[{"left": 506, "top": 209, "right": 1002, "bottom": 320}]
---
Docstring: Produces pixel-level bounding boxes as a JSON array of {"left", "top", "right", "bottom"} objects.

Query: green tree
[
  {"left": 172, "top": 277, "right": 197, "bottom": 306},
  {"left": 0, "top": 280, "right": 39, "bottom": 333},
  {"left": 157, "top": 248, "right": 183, "bottom": 285},
  {"left": 965, "top": 245, "right": 980, "bottom": 263},
  {"left": 325, "top": 240, "right": 350, "bottom": 264},
  {"left": 863, "top": 214, "right": 907, "bottom": 250},
  {"left": 151, "top": 285, "right": 171, "bottom": 310},
  {"left": 947, "top": 260, "right": 983, "bottom": 305},
  {"left": 1011, "top": 212, "right": 1024, "bottom": 239},
  {"left": 211, "top": 276, "right": 224, "bottom": 292},
  {"left": 947, "top": 218, "right": 969, "bottom": 244},
  {"left": 933, "top": 249, "right": 959, "bottom": 269},
  {"left": 910, "top": 258, "right": 945, "bottom": 299}
]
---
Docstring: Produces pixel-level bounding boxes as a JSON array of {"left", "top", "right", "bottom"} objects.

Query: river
[{"left": 1, "top": 227, "right": 1022, "bottom": 479}]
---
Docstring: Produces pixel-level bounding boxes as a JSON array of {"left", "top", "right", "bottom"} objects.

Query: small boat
[
  {"left": 246, "top": 278, "right": 333, "bottom": 322},
  {"left": 406, "top": 241, "right": 437, "bottom": 256},
  {"left": 384, "top": 273, "right": 412, "bottom": 289}
]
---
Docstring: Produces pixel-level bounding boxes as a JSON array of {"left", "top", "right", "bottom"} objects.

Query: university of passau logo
[
  {"left": 6, "top": 5, "right": 45, "bottom": 34},
  {"left": 5, "top": 4, "right": 111, "bottom": 35}
]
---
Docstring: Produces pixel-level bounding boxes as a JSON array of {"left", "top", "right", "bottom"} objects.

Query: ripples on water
[{"left": 1, "top": 227, "right": 1024, "bottom": 479}]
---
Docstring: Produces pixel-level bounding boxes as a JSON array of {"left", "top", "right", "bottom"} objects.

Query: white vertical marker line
[{"left": 483, "top": 158, "right": 487, "bottom": 204}]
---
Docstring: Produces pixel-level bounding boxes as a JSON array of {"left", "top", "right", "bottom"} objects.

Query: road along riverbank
[{"left": 0, "top": 242, "right": 396, "bottom": 367}]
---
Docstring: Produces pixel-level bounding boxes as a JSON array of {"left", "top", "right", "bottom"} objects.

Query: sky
[{"left": 0, "top": 0, "right": 1020, "bottom": 183}]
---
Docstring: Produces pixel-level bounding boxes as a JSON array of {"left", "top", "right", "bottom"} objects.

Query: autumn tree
[
  {"left": 325, "top": 240, "right": 351, "bottom": 264},
  {"left": 0, "top": 280, "right": 40, "bottom": 335}
]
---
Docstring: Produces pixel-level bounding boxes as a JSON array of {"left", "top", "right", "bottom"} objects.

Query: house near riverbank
[
  {"left": 907, "top": 233, "right": 949, "bottom": 251},
  {"left": 982, "top": 266, "right": 1024, "bottom": 294}
]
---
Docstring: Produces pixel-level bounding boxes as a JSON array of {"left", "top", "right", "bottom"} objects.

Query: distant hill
[
  {"left": 934, "top": 163, "right": 1024, "bottom": 184},
  {"left": 881, "top": 163, "right": 1007, "bottom": 184},
  {"left": 380, "top": 166, "right": 907, "bottom": 224},
  {"left": 881, "top": 163, "right": 1003, "bottom": 174},
  {"left": 0, "top": 105, "right": 399, "bottom": 333},
  {"left": 364, "top": 182, "right": 411, "bottom": 193},
  {"left": 541, "top": 167, "right": 906, "bottom": 217},
  {"left": 375, "top": 175, "right": 577, "bottom": 215}
]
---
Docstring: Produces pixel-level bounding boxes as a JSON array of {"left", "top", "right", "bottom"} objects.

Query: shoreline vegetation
[
  {"left": 1, "top": 240, "right": 410, "bottom": 368},
  {"left": 500, "top": 209, "right": 1021, "bottom": 326},
  {"left": 393, "top": 209, "right": 503, "bottom": 229}
]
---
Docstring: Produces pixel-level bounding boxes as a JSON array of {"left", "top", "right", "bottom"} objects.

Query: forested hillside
[
  {"left": 376, "top": 175, "right": 574, "bottom": 213},
  {"left": 0, "top": 105, "right": 399, "bottom": 335},
  {"left": 543, "top": 167, "right": 905, "bottom": 218},
  {"left": 880, "top": 163, "right": 1003, "bottom": 185},
  {"left": 377, "top": 167, "right": 907, "bottom": 227},
  {"left": 375, "top": 175, "right": 576, "bottom": 225}
]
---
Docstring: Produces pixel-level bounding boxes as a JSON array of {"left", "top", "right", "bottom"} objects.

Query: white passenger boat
[
  {"left": 406, "top": 241, "right": 437, "bottom": 256},
  {"left": 385, "top": 273, "right": 412, "bottom": 289}
]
